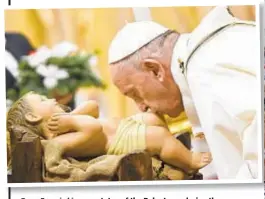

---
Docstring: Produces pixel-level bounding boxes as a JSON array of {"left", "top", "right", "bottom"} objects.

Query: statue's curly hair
[{"left": 6, "top": 92, "right": 42, "bottom": 137}]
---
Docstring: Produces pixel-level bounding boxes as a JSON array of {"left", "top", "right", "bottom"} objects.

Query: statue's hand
[{"left": 47, "top": 113, "right": 73, "bottom": 136}]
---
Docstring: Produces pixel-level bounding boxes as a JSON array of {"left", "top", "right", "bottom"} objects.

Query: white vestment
[{"left": 171, "top": 6, "right": 260, "bottom": 179}]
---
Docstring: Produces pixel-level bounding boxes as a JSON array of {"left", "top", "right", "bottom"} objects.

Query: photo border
[{"left": 2, "top": 0, "right": 263, "bottom": 188}]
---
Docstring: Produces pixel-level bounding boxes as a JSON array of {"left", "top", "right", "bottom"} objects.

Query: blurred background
[{"left": 5, "top": 6, "right": 255, "bottom": 119}]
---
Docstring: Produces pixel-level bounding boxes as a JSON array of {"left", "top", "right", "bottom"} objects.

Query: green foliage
[{"left": 7, "top": 53, "right": 105, "bottom": 102}]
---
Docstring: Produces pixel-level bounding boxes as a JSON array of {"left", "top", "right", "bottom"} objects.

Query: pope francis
[{"left": 108, "top": 6, "right": 260, "bottom": 179}]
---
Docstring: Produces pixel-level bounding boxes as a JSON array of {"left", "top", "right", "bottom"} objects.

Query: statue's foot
[{"left": 190, "top": 152, "right": 212, "bottom": 172}]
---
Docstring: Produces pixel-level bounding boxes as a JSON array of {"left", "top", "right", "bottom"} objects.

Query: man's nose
[{"left": 138, "top": 103, "right": 148, "bottom": 112}]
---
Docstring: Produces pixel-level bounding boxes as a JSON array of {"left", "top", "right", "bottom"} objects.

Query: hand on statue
[{"left": 47, "top": 113, "right": 73, "bottom": 136}]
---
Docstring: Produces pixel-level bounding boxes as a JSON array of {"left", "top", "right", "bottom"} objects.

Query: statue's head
[{"left": 7, "top": 91, "right": 69, "bottom": 139}]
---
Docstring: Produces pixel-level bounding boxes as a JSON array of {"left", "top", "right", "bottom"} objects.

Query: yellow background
[{"left": 5, "top": 6, "right": 255, "bottom": 118}]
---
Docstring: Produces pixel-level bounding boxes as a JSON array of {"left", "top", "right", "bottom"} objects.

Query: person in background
[{"left": 5, "top": 32, "right": 35, "bottom": 103}]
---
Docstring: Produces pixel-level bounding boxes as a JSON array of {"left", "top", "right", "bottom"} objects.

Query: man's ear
[
  {"left": 25, "top": 112, "right": 42, "bottom": 124},
  {"left": 140, "top": 59, "right": 165, "bottom": 82}
]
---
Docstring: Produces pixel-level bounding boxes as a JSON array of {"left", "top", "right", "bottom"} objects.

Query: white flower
[
  {"left": 24, "top": 46, "right": 52, "bottom": 67},
  {"left": 89, "top": 56, "right": 98, "bottom": 67},
  {"left": 51, "top": 41, "right": 78, "bottom": 58},
  {"left": 36, "top": 64, "right": 69, "bottom": 89},
  {"left": 37, "top": 64, "right": 69, "bottom": 79},
  {"left": 43, "top": 77, "right": 58, "bottom": 89}
]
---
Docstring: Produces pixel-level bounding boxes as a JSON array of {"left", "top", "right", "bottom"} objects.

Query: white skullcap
[{"left": 108, "top": 21, "right": 169, "bottom": 64}]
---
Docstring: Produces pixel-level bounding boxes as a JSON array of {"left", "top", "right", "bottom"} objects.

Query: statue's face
[
  {"left": 26, "top": 93, "right": 64, "bottom": 121},
  {"left": 110, "top": 60, "right": 183, "bottom": 117}
]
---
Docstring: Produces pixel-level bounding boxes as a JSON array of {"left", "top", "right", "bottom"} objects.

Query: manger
[{"left": 7, "top": 127, "right": 203, "bottom": 183}]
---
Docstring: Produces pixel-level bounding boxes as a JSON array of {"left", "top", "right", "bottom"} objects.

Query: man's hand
[{"left": 47, "top": 113, "right": 73, "bottom": 136}]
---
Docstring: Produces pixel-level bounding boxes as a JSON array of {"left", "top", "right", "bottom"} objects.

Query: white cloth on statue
[{"left": 171, "top": 6, "right": 258, "bottom": 179}]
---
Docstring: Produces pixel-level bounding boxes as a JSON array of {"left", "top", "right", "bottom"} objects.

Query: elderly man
[{"left": 108, "top": 6, "right": 259, "bottom": 179}]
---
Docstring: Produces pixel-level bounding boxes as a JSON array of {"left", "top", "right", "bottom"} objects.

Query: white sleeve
[
  {"left": 225, "top": 24, "right": 259, "bottom": 179},
  {"left": 210, "top": 24, "right": 259, "bottom": 179},
  {"left": 185, "top": 20, "right": 259, "bottom": 179},
  {"left": 209, "top": 99, "right": 258, "bottom": 179},
  {"left": 235, "top": 115, "right": 258, "bottom": 179}
]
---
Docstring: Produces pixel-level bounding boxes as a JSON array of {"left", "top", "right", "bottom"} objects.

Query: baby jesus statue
[{"left": 7, "top": 91, "right": 212, "bottom": 180}]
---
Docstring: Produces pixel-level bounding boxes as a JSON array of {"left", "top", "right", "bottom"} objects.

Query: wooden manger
[
  {"left": 8, "top": 128, "right": 203, "bottom": 183},
  {"left": 8, "top": 127, "right": 42, "bottom": 183}
]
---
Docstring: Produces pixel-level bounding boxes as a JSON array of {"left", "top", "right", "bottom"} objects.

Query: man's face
[
  {"left": 110, "top": 63, "right": 183, "bottom": 117},
  {"left": 26, "top": 93, "right": 64, "bottom": 120}
]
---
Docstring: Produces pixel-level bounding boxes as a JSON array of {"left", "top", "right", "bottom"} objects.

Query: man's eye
[{"left": 134, "top": 95, "right": 142, "bottom": 102}]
